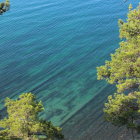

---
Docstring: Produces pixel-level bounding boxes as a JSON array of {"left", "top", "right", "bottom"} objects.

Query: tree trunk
[{"left": 131, "top": 129, "right": 135, "bottom": 140}]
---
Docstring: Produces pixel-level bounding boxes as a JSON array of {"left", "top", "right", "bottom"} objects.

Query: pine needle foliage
[
  {"left": 97, "top": 4, "right": 140, "bottom": 93},
  {"left": 97, "top": 4, "right": 140, "bottom": 137},
  {"left": 0, "top": 93, "right": 64, "bottom": 140},
  {"left": 104, "top": 92, "right": 140, "bottom": 130},
  {"left": 0, "top": 0, "right": 10, "bottom": 15}
]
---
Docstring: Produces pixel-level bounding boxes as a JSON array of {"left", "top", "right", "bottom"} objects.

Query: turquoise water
[{"left": 0, "top": 0, "right": 139, "bottom": 139}]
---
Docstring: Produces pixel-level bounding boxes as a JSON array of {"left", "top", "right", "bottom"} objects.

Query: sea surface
[{"left": 0, "top": 0, "right": 139, "bottom": 139}]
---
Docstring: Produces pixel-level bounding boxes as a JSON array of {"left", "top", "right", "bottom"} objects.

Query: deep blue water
[{"left": 0, "top": 0, "right": 139, "bottom": 138}]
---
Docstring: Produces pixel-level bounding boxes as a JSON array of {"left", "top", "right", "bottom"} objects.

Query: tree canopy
[
  {"left": 0, "top": 0, "right": 10, "bottom": 14},
  {"left": 0, "top": 93, "right": 64, "bottom": 140},
  {"left": 97, "top": 4, "right": 140, "bottom": 138},
  {"left": 104, "top": 92, "right": 140, "bottom": 130},
  {"left": 97, "top": 4, "right": 140, "bottom": 94}
]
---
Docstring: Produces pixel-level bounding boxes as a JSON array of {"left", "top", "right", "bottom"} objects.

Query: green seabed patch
[{"left": 39, "top": 81, "right": 108, "bottom": 125}]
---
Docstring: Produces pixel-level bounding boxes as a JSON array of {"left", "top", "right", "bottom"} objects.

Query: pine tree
[
  {"left": 104, "top": 92, "right": 140, "bottom": 140},
  {"left": 104, "top": 92, "right": 140, "bottom": 128},
  {"left": 0, "top": 0, "right": 10, "bottom": 15},
  {"left": 0, "top": 93, "right": 64, "bottom": 140},
  {"left": 97, "top": 4, "right": 140, "bottom": 94},
  {"left": 97, "top": 4, "right": 140, "bottom": 138}
]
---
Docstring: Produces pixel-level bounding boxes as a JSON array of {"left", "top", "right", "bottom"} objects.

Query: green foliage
[
  {"left": 104, "top": 92, "right": 140, "bottom": 130},
  {"left": 97, "top": 5, "right": 140, "bottom": 93},
  {"left": 0, "top": 0, "right": 10, "bottom": 15},
  {"left": 97, "top": 4, "right": 140, "bottom": 138},
  {"left": 0, "top": 93, "right": 64, "bottom": 140}
]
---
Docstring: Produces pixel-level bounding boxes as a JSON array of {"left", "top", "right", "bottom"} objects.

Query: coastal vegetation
[
  {"left": 0, "top": 93, "right": 64, "bottom": 140},
  {"left": 97, "top": 4, "right": 140, "bottom": 139},
  {"left": 0, "top": 0, "right": 10, "bottom": 14}
]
